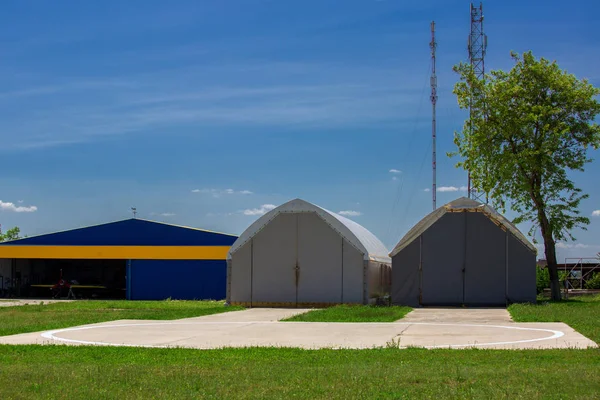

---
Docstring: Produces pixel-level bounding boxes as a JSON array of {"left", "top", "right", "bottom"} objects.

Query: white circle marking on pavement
[{"left": 40, "top": 321, "right": 565, "bottom": 349}]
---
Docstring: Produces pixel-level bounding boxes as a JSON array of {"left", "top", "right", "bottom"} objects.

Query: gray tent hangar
[
  {"left": 227, "top": 199, "right": 391, "bottom": 307},
  {"left": 390, "top": 197, "right": 537, "bottom": 307}
]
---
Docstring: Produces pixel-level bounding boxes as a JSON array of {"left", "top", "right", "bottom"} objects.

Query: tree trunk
[
  {"left": 544, "top": 236, "right": 562, "bottom": 301},
  {"left": 538, "top": 212, "right": 562, "bottom": 301}
]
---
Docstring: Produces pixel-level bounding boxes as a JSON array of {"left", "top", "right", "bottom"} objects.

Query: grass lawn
[
  {"left": 0, "top": 297, "right": 598, "bottom": 398},
  {"left": 509, "top": 294, "right": 600, "bottom": 343},
  {"left": 0, "top": 300, "right": 242, "bottom": 337},
  {"left": 283, "top": 304, "right": 412, "bottom": 322},
  {"left": 0, "top": 346, "right": 598, "bottom": 399}
]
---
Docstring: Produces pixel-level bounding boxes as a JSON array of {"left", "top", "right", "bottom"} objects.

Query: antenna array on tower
[
  {"left": 467, "top": 2, "right": 488, "bottom": 203},
  {"left": 430, "top": 21, "right": 437, "bottom": 211}
]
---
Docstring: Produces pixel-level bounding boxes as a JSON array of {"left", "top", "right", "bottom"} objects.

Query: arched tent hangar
[
  {"left": 227, "top": 199, "right": 391, "bottom": 307},
  {"left": 0, "top": 219, "right": 237, "bottom": 300},
  {"left": 390, "top": 197, "right": 537, "bottom": 307}
]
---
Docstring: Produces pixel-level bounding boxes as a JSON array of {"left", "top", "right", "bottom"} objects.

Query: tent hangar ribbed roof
[
  {"left": 228, "top": 199, "right": 391, "bottom": 263},
  {"left": 389, "top": 197, "right": 537, "bottom": 257}
]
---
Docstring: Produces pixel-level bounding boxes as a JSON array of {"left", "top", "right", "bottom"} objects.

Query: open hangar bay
[{"left": 0, "top": 219, "right": 237, "bottom": 300}]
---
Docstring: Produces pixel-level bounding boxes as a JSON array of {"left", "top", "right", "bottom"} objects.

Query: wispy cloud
[
  {"left": 0, "top": 200, "right": 37, "bottom": 213},
  {"left": 338, "top": 210, "right": 362, "bottom": 217},
  {"left": 390, "top": 169, "right": 402, "bottom": 181},
  {"left": 242, "top": 204, "right": 276, "bottom": 216},
  {"left": 150, "top": 212, "right": 176, "bottom": 217},
  {"left": 206, "top": 212, "right": 234, "bottom": 217},
  {"left": 436, "top": 186, "right": 468, "bottom": 193},
  {"left": 437, "top": 186, "right": 458, "bottom": 192},
  {"left": 191, "top": 188, "right": 253, "bottom": 198},
  {"left": 556, "top": 242, "right": 600, "bottom": 250},
  {"left": 592, "top": 210, "right": 600, "bottom": 217},
  {"left": 0, "top": 61, "right": 428, "bottom": 150}
]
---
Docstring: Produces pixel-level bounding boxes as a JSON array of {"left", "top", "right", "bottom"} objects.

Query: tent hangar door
[
  {"left": 420, "top": 212, "right": 507, "bottom": 306},
  {"left": 250, "top": 213, "right": 343, "bottom": 307}
]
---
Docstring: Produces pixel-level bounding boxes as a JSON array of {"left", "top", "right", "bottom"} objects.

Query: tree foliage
[
  {"left": 450, "top": 51, "right": 600, "bottom": 300},
  {"left": 0, "top": 226, "right": 21, "bottom": 242},
  {"left": 536, "top": 267, "right": 550, "bottom": 294}
]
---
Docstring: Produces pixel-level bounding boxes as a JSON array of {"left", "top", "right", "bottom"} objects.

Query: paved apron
[{"left": 0, "top": 307, "right": 596, "bottom": 350}]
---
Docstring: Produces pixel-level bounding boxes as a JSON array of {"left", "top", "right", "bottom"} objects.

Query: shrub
[
  {"left": 536, "top": 267, "right": 550, "bottom": 294},
  {"left": 584, "top": 273, "right": 600, "bottom": 290}
]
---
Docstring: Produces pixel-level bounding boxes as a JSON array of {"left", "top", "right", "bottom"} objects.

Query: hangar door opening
[
  {"left": 420, "top": 212, "right": 507, "bottom": 306},
  {"left": 4, "top": 258, "right": 126, "bottom": 299},
  {"left": 246, "top": 212, "right": 363, "bottom": 306}
]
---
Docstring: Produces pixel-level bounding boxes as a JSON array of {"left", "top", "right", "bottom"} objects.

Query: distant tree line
[{"left": 0, "top": 226, "right": 21, "bottom": 242}]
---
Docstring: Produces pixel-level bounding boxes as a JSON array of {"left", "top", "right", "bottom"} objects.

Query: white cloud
[
  {"left": 338, "top": 210, "right": 362, "bottom": 217},
  {"left": 191, "top": 188, "right": 253, "bottom": 198},
  {"left": 592, "top": 210, "right": 600, "bottom": 217},
  {"left": 437, "top": 186, "right": 459, "bottom": 192},
  {"left": 206, "top": 212, "right": 235, "bottom": 217},
  {"left": 436, "top": 186, "right": 468, "bottom": 193},
  {"left": 392, "top": 176, "right": 398, "bottom": 181},
  {"left": 150, "top": 212, "right": 175, "bottom": 217},
  {"left": 389, "top": 169, "right": 402, "bottom": 174},
  {"left": 0, "top": 200, "right": 37, "bottom": 213},
  {"left": 242, "top": 204, "right": 276, "bottom": 216},
  {"left": 556, "top": 242, "right": 600, "bottom": 250},
  {"left": 424, "top": 188, "right": 430, "bottom": 192}
]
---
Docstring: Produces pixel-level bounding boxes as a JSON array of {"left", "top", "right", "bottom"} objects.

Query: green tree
[
  {"left": 451, "top": 51, "right": 600, "bottom": 301},
  {"left": 0, "top": 226, "right": 21, "bottom": 242}
]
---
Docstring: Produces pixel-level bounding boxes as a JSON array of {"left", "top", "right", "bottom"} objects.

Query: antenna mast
[
  {"left": 467, "top": 2, "right": 488, "bottom": 203},
  {"left": 430, "top": 21, "right": 437, "bottom": 210}
]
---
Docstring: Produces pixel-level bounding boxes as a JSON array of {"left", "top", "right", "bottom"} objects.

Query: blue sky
[{"left": 0, "top": 0, "right": 598, "bottom": 261}]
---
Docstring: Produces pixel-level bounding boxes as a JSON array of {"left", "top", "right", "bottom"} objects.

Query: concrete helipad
[{"left": 0, "top": 308, "right": 596, "bottom": 350}]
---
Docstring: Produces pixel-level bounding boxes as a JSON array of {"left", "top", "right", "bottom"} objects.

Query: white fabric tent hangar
[
  {"left": 390, "top": 197, "right": 537, "bottom": 307},
  {"left": 227, "top": 198, "right": 391, "bottom": 307}
]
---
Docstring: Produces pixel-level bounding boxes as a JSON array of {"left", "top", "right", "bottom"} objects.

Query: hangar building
[
  {"left": 390, "top": 197, "right": 537, "bottom": 307},
  {"left": 227, "top": 199, "right": 391, "bottom": 307},
  {"left": 0, "top": 219, "right": 237, "bottom": 300}
]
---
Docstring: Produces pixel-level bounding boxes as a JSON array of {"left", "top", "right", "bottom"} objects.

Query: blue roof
[{"left": 0, "top": 219, "right": 237, "bottom": 246}]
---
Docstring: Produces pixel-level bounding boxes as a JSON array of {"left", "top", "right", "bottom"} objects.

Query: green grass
[
  {"left": 0, "top": 300, "right": 242, "bottom": 337},
  {"left": 283, "top": 304, "right": 412, "bottom": 322},
  {"left": 509, "top": 294, "right": 600, "bottom": 343},
  {"left": 0, "top": 298, "right": 598, "bottom": 398},
  {"left": 0, "top": 346, "right": 598, "bottom": 399}
]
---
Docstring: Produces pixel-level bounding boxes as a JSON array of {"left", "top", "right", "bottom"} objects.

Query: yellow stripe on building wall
[{"left": 0, "top": 246, "right": 231, "bottom": 260}]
